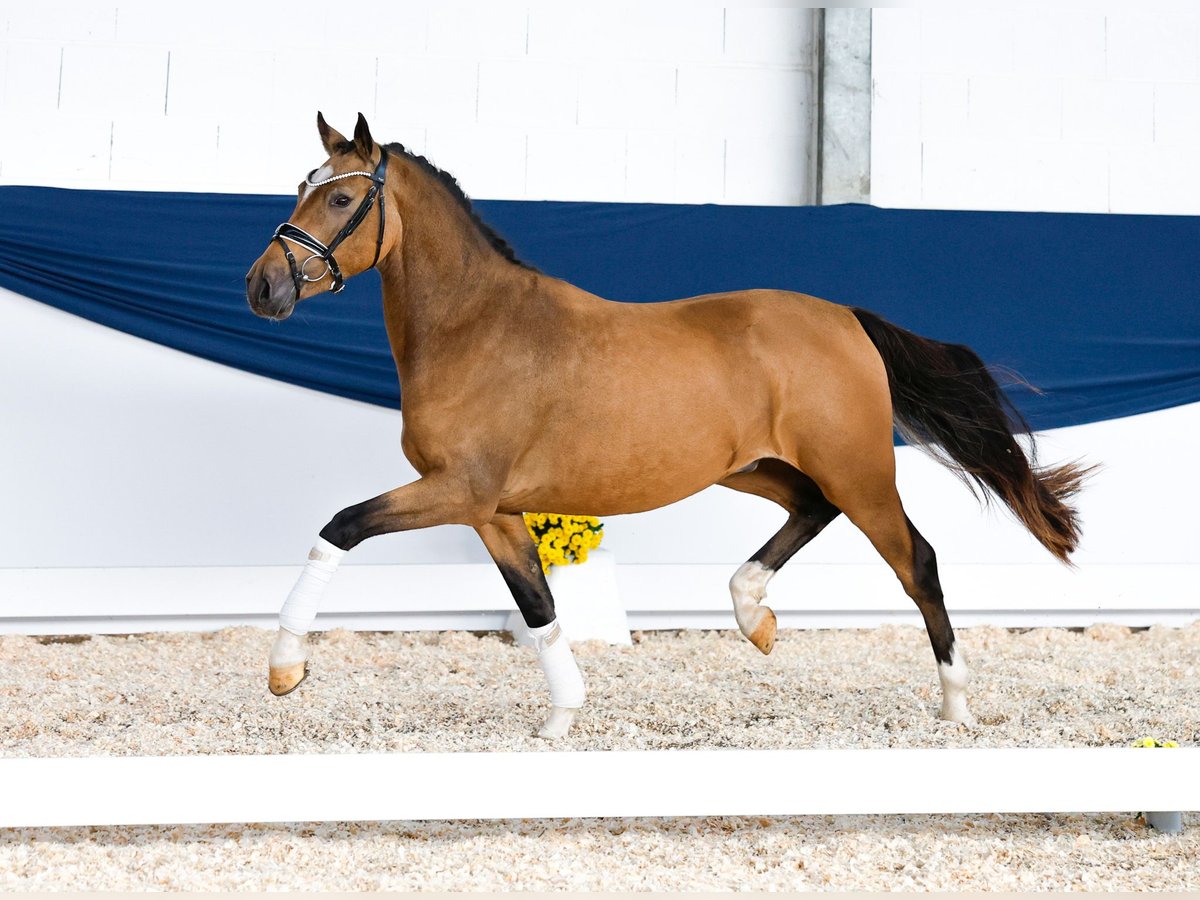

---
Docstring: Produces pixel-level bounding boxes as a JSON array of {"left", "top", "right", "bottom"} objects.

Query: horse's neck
[{"left": 376, "top": 190, "right": 544, "bottom": 382}]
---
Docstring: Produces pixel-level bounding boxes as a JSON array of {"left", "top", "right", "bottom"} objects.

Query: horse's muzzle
[{"left": 246, "top": 262, "right": 296, "bottom": 321}]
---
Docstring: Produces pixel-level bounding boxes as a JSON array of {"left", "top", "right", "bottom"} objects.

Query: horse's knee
[{"left": 319, "top": 501, "right": 377, "bottom": 550}]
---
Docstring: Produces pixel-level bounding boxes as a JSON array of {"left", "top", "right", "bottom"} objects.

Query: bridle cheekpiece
[{"left": 272, "top": 146, "right": 390, "bottom": 297}]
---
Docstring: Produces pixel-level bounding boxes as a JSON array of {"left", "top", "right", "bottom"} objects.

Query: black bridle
[{"left": 272, "top": 147, "right": 390, "bottom": 297}]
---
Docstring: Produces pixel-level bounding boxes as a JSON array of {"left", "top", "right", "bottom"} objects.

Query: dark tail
[{"left": 851, "top": 308, "right": 1096, "bottom": 565}]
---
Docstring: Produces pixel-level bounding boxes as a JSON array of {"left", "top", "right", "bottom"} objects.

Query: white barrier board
[{"left": 0, "top": 748, "right": 1194, "bottom": 827}]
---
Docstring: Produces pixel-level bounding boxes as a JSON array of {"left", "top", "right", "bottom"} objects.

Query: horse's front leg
[
  {"left": 476, "top": 514, "right": 586, "bottom": 740},
  {"left": 267, "top": 474, "right": 493, "bottom": 696}
]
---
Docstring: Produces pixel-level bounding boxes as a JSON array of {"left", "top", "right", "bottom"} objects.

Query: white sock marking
[
  {"left": 730, "top": 561, "right": 774, "bottom": 636},
  {"left": 938, "top": 644, "right": 974, "bottom": 724},
  {"left": 269, "top": 627, "right": 307, "bottom": 668}
]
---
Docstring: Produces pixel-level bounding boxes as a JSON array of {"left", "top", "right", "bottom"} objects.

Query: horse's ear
[
  {"left": 354, "top": 112, "right": 375, "bottom": 158},
  {"left": 316, "top": 111, "right": 347, "bottom": 156}
]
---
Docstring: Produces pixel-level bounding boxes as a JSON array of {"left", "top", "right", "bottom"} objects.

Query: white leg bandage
[
  {"left": 528, "top": 620, "right": 586, "bottom": 709},
  {"left": 278, "top": 537, "right": 346, "bottom": 636}
]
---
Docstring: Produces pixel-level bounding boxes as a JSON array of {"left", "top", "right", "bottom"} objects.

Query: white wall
[
  {"left": 872, "top": 4, "right": 1200, "bottom": 213},
  {"left": 0, "top": 1, "right": 814, "bottom": 204}
]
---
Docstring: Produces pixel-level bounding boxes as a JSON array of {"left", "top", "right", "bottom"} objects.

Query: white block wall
[
  {"left": 872, "top": 4, "right": 1200, "bottom": 214},
  {"left": 0, "top": 1, "right": 815, "bottom": 205}
]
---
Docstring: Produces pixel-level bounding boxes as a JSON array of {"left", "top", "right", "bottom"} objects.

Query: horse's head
[{"left": 245, "top": 112, "right": 394, "bottom": 320}]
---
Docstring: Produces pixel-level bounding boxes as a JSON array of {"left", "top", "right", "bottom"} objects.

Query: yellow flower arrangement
[
  {"left": 1132, "top": 737, "right": 1179, "bottom": 748},
  {"left": 523, "top": 513, "right": 604, "bottom": 574}
]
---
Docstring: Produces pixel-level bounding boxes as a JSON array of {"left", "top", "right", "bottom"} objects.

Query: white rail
[
  {"left": 2, "top": 564, "right": 1198, "bottom": 634},
  {"left": 0, "top": 748, "right": 1193, "bottom": 828}
]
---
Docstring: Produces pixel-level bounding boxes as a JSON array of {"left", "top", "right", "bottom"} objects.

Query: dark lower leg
[
  {"left": 476, "top": 514, "right": 585, "bottom": 732},
  {"left": 905, "top": 517, "right": 956, "bottom": 667},
  {"left": 722, "top": 464, "right": 842, "bottom": 653},
  {"left": 841, "top": 495, "right": 972, "bottom": 723},
  {"left": 476, "top": 515, "right": 556, "bottom": 629}
]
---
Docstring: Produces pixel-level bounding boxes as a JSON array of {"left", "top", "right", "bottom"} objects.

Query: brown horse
[{"left": 245, "top": 113, "right": 1092, "bottom": 739}]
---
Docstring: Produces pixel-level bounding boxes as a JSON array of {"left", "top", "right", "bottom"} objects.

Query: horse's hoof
[
  {"left": 269, "top": 662, "right": 307, "bottom": 696},
  {"left": 748, "top": 606, "right": 777, "bottom": 655},
  {"left": 940, "top": 705, "right": 976, "bottom": 726},
  {"left": 537, "top": 706, "right": 578, "bottom": 740}
]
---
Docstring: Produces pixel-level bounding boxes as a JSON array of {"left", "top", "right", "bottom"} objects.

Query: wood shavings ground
[
  {"left": 2, "top": 623, "right": 1196, "bottom": 755},
  {"left": 0, "top": 623, "right": 1196, "bottom": 889},
  {"left": 0, "top": 813, "right": 1194, "bottom": 891}
]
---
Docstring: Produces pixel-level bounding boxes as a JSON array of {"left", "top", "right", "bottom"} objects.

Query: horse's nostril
[{"left": 258, "top": 278, "right": 271, "bottom": 304}]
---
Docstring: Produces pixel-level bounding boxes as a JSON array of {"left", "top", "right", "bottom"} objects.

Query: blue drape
[{"left": 1, "top": 185, "right": 1197, "bottom": 432}]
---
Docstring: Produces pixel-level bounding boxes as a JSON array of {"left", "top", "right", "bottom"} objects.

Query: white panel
[
  {"left": 476, "top": 59, "right": 579, "bottom": 128},
  {"left": 110, "top": 116, "right": 218, "bottom": 187},
  {"left": 2, "top": 749, "right": 1196, "bottom": 827},
  {"left": 624, "top": 131, "right": 677, "bottom": 203},
  {"left": 967, "top": 75, "right": 1063, "bottom": 141},
  {"left": 1106, "top": 11, "right": 1199, "bottom": 82},
  {"left": 1061, "top": 80, "right": 1155, "bottom": 145},
  {"left": 214, "top": 116, "right": 314, "bottom": 192},
  {"left": 527, "top": 6, "right": 724, "bottom": 64},
  {"left": 919, "top": 138, "right": 1109, "bottom": 213},
  {"left": 577, "top": 62, "right": 676, "bottom": 130},
  {"left": 724, "top": 130, "right": 809, "bottom": 206},
  {"left": 722, "top": 7, "right": 815, "bottom": 68},
  {"left": 165, "top": 48, "right": 275, "bottom": 120},
  {"left": 0, "top": 1, "right": 813, "bottom": 204},
  {"left": 1152, "top": 81, "right": 1200, "bottom": 144},
  {"left": 869, "top": 71, "right": 922, "bottom": 208},
  {"left": 5, "top": 0, "right": 116, "bottom": 41},
  {"left": 375, "top": 56, "right": 479, "bottom": 126},
  {"left": 0, "top": 112, "right": 112, "bottom": 184},
  {"left": 918, "top": 7, "right": 1016, "bottom": 76},
  {"left": 525, "top": 128, "right": 626, "bottom": 201},
  {"left": 869, "top": 8, "right": 921, "bottom": 75},
  {"left": 1, "top": 41, "right": 61, "bottom": 112},
  {"left": 322, "top": 5, "right": 428, "bottom": 56},
  {"left": 1013, "top": 8, "right": 1106, "bottom": 79},
  {"left": 58, "top": 43, "right": 168, "bottom": 117},
  {"left": 671, "top": 132, "right": 726, "bottom": 204},
  {"left": 676, "top": 66, "right": 809, "bottom": 133},
  {"left": 919, "top": 74, "right": 968, "bottom": 140},
  {"left": 872, "top": 6, "right": 1200, "bottom": 214},
  {"left": 1109, "top": 144, "right": 1200, "bottom": 214},
  {"left": 423, "top": 125, "right": 528, "bottom": 199},
  {"left": 269, "top": 49, "right": 378, "bottom": 126},
  {"left": 426, "top": 4, "right": 528, "bottom": 58}
]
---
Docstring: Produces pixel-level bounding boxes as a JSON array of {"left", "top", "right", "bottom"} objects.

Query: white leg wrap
[
  {"left": 730, "top": 561, "right": 773, "bottom": 634},
  {"left": 278, "top": 537, "right": 346, "bottom": 636},
  {"left": 528, "top": 620, "right": 586, "bottom": 709},
  {"left": 938, "top": 644, "right": 975, "bottom": 724}
]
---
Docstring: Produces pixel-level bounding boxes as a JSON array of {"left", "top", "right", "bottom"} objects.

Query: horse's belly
[{"left": 501, "top": 397, "right": 764, "bottom": 516}]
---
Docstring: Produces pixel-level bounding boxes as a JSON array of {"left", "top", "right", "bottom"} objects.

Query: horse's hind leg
[
  {"left": 832, "top": 484, "right": 974, "bottom": 724},
  {"left": 719, "top": 460, "right": 842, "bottom": 654},
  {"left": 476, "top": 513, "right": 586, "bottom": 740}
]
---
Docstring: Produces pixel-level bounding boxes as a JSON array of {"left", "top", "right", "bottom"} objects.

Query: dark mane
[{"left": 337, "top": 139, "right": 536, "bottom": 272}]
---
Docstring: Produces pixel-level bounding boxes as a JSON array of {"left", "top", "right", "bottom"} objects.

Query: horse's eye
[{"left": 331, "top": 194, "right": 352, "bottom": 208}]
